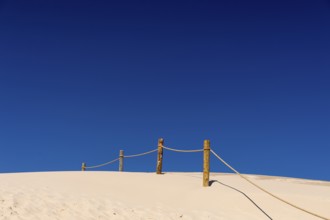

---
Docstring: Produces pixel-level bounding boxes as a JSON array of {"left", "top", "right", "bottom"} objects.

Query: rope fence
[
  {"left": 82, "top": 148, "right": 158, "bottom": 171},
  {"left": 162, "top": 145, "right": 203, "bottom": 153},
  {"left": 81, "top": 138, "right": 329, "bottom": 220},
  {"left": 124, "top": 148, "right": 158, "bottom": 158},
  {"left": 83, "top": 158, "right": 119, "bottom": 170}
]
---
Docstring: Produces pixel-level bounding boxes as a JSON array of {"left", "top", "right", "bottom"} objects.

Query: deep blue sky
[{"left": 0, "top": 0, "right": 329, "bottom": 181}]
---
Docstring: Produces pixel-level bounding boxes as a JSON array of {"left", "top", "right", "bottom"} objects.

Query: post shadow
[{"left": 209, "top": 180, "right": 273, "bottom": 220}]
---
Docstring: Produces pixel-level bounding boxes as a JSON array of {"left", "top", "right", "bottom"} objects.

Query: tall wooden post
[
  {"left": 156, "top": 138, "right": 164, "bottom": 174},
  {"left": 82, "top": 162, "right": 86, "bottom": 171},
  {"left": 203, "top": 140, "right": 210, "bottom": 187},
  {"left": 119, "top": 150, "right": 124, "bottom": 172}
]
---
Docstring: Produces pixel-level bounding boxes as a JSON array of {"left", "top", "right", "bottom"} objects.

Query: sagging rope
[
  {"left": 84, "top": 148, "right": 158, "bottom": 169},
  {"left": 162, "top": 145, "right": 203, "bottom": 153},
  {"left": 85, "top": 158, "right": 119, "bottom": 169},
  {"left": 124, "top": 148, "right": 158, "bottom": 158},
  {"left": 210, "top": 149, "right": 330, "bottom": 220}
]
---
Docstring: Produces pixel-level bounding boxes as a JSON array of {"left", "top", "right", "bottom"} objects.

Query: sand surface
[{"left": 0, "top": 171, "right": 329, "bottom": 220}]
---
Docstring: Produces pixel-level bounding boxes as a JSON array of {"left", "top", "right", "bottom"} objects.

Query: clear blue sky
[{"left": 0, "top": 0, "right": 329, "bottom": 181}]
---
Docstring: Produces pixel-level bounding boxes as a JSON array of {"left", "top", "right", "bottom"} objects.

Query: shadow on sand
[{"left": 209, "top": 180, "right": 273, "bottom": 220}]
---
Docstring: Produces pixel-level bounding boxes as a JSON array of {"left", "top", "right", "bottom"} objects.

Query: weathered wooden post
[
  {"left": 82, "top": 162, "right": 86, "bottom": 171},
  {"left": 119, "top": 150, "right": 124, "bottom": 172},
  {"left": 156, "top": 138, "right": 164, "bottom": 174},
  {"left": 203, "top": 140, "right": 210, "bottom": 187}
]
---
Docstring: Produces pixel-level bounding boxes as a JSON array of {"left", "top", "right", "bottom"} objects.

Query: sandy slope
[{"left": 0, "top": 171, "right": 329, "bottom": 220}]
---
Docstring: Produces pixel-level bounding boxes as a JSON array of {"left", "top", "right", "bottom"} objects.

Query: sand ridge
[{"left": 0, "top": 171, "right": 329, "bottom": 220}]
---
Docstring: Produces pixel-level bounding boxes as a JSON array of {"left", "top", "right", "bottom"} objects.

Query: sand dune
[{"left": 0, "top": 171, "right": 329, "bottom": 220}]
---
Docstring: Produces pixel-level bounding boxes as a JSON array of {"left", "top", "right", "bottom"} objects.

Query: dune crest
[{"left": 0, "top": 172, "right": 329, "bottom": 220}]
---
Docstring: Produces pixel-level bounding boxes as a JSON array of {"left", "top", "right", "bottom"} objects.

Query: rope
[
  {"left": 124, "top": 148, "right": 158, "bottom": 158},
  {"left": 85, "top": 158, "right": 119, "bottom": 169},
  {"left": 210, "top": 149, "right": 330, "bottom": 220},
  {"left": 162, "top": 146, "right": 203, "bottom": 153}
]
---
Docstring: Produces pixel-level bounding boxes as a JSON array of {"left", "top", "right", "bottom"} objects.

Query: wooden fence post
[
  {"left": 82, "top": 162, "right": 86, "bottom": 171},
  {"left": 156, "top": 138, "right": 164, "bottom": 174},
  {"left": 119, "top": 150, "right": 124, "bottom": 172},
  {"left": 203, "top": 140, "right": 210, "bottom": 187}
]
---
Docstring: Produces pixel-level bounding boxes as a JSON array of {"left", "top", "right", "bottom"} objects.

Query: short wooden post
[
  {"left": 82, "top": 162, "right": 86, "bottom": 171},
  {"left": 156, "top": 138, "right": 164, "bottom": 174},
  {"left": 119, "top": 150, "right": 124, "bottom": 172},
  {"left": 203, "top": 140, "right": 210, "bottom": 187}
]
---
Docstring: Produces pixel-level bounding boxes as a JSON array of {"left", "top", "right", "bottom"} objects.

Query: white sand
[{"left": 0, "top": 171, "right": 329, "bottom": 220}]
